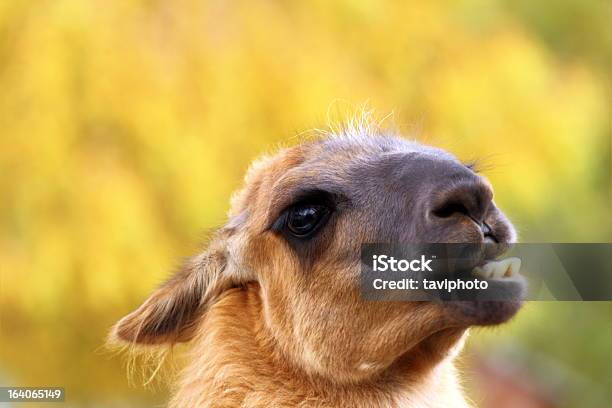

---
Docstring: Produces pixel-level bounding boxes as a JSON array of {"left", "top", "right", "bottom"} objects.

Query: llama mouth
[
  {"left": 468, "top": 257, "right": 527, "bottom": 301},
  {"left": 442, "top": 257, "right": 526, "bottom": 326}
]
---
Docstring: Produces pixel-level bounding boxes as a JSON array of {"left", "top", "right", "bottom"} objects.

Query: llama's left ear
[{"left": 110, "top": 234, "right": 236, "bottom": 345}]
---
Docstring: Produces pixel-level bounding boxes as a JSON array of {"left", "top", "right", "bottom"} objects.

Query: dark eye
[{"left": 286, "top": 204, "right": 330, "bottom": 238}]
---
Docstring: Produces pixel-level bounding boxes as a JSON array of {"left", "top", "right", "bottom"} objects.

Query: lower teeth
[{"left": 472, "top": 257, "right": 522, "bottom": 280}]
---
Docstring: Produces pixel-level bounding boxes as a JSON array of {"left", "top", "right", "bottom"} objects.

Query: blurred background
[{"left": 0, "top": 0, "right": 610, "bottom": 407}]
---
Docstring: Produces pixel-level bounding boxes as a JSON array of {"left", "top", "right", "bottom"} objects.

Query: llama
[{"left": 111, "top": 126, "right": 522, "bottom": 407}]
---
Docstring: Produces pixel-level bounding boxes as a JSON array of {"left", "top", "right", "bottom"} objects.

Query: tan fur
[
  {"left": 111, "top": 127, "right": 519, "bottom": 407},
  {"left": 171, "top": 284, "right": 469, "bottom": 408}
]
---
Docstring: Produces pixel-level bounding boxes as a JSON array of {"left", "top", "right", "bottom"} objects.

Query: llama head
[{"left": 111, "top": 128, "right": 521, "bottom": 383}]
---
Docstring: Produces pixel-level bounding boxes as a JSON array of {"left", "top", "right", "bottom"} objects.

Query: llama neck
[{"left": 170, "top": 284, "right": 469, "bottom": 408}]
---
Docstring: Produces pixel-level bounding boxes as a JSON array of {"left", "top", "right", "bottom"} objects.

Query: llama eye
[{"left": 286, "top": 204, "right": 330, "bottom": 238}]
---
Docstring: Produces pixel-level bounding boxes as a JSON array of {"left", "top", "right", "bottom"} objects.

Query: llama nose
[{"left": 430, "top": 179, "right": 493, "bottom": 228}]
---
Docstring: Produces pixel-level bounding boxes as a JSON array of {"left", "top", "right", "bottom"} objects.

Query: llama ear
[{"left": 111, "top": 245, "right": 232, "bottom": 345}]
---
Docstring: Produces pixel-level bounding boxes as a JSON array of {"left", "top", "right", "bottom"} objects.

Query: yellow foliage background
[{"left": 0, "top": 0, "right": 610, "bottom": 406}]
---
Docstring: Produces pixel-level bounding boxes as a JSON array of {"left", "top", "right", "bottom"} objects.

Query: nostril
[
  {"left": 430, "top": 178, "right": 493, "bottom": 222},
  {"left": 432, "top": 201, "right": 470, "bottom": 219}
]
